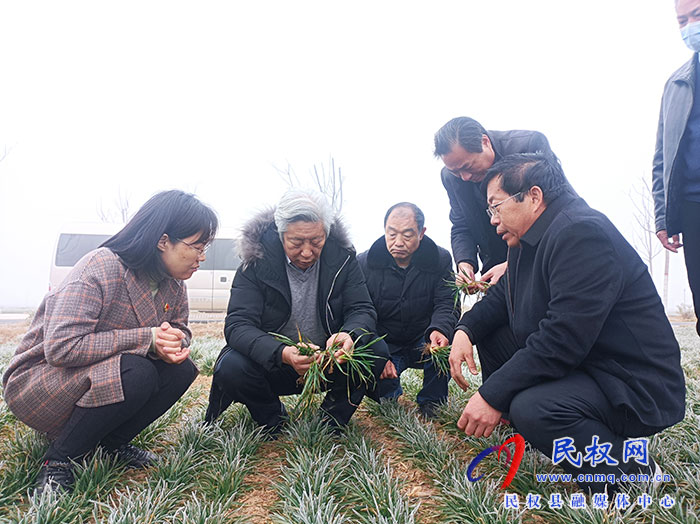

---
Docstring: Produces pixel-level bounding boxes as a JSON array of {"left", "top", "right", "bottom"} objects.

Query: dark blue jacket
[
  {"left": 357, "top": 235, "right": 458, "bottom": 348},
  {"left": 459, "top": 194, "right": 685, "bottom": 429}
]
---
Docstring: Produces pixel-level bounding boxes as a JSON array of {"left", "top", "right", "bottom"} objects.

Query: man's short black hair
[
  {"left": 433, "top": 117, "right": 487, "bottom": 157},
  {"left": 483, "top": 152, "right": 572, "bottom": 204},
  {"left": 384, "top": 202, "right": 425, "bottom": 231}
]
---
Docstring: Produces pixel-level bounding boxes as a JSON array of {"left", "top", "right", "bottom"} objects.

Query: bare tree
[
  {"left": 629, "top": 176, "right": 669, "bottom": 307},
  {"left": 629, "top": 177, "right": 662, "bottom": 276},
  {"left": 276, "top": 157, "right": 344, "bottom": 214},
  {"left": 311, "top": 158, "right": 343, "bottom": 214},
  {"left": 97, "top": 189, "right": 131, "bottom": 223}
]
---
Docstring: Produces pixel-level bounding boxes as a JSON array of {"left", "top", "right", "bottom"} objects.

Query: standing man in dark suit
[
  {"left": 449, "top": 153, "right": 685, "bottom": 493},
  {"left": 357, "top": 203, "right": 459, "bottom": 419},
  {"left": 433, "top": 116, "right": 555, "bottom": 287},
  {"left": 653, "top": 0, "right": 700, "bottom": 336}
]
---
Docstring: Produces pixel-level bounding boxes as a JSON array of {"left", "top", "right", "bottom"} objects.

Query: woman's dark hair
[{"left": 101, "top": 190, "right": 218, "bottom": 280}]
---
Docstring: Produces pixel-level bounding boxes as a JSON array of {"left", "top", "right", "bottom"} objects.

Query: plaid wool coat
[{"left": 2, "top": 248, "right": 193, "bottom": 439}]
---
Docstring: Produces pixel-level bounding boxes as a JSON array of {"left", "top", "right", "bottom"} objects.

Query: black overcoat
[{"left": 458, "top": 194, "right": 685, "bottom": 429}]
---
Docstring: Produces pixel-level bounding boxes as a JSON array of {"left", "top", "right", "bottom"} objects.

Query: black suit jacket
[
  {"left": 458, "top": 194, "right": 685, "bottom": 429},
  {"left": 441, "top": 129, "right": 553, "bottom": 272}
]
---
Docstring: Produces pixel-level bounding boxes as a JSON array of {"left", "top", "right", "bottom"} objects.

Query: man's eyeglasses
[
  {"left": 181, "top": 240, "right": 209, "bottom": 256},
  {"left": 486, "top": 191, "right": 523, "bottom": 218}
]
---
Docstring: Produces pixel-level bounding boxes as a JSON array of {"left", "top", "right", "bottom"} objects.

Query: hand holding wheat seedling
[
  {"left": 446, "top": 268, "right": 491, "bottom": 308},
  {"left": 271, "top": 328, "right": 384, "bottom": 418},
  {"left": 420, "top": 343, "right": 451, "bottom": 377}
]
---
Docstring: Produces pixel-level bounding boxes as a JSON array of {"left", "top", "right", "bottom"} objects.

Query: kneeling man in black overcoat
[{"left": 450, "top": 153, "right": 685, "bottom": 493}]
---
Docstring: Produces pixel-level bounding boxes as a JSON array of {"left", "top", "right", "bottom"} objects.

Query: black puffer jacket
[
  {"left": 357, "top": 235, "right": 458, "bottom": 347},
  {"left": 222, "top": 209, "right": 377, "bottom": 372}
]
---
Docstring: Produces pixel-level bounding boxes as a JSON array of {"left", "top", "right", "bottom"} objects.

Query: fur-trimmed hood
[{"left": 238, "top": 207, "right": 353, "bottom": 266}]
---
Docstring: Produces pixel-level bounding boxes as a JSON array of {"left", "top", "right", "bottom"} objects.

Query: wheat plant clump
[
  {"left": 271, "top": 329, "right": 383, "bottom": 417},
  {"left": 420, "top": 343, "right": 451, "bottom": 377},
  {"left": 447, "top": 268, "right": 491, "bottom": 308}
]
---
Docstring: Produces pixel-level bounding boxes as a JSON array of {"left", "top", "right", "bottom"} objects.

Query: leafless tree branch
[
  {"left": 275, "top": 157, "right": 344, "bottom": 214},
  {"left": 97, "top": 188, "right": 132, "bottom": 223},
  {"left": 628, "top": 176, "right": 662, "bottom": 276}
]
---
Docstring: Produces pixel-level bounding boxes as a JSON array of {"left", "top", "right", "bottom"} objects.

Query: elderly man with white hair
[{"left": 205, "top": 188, "right": 387, "bottom": 435}]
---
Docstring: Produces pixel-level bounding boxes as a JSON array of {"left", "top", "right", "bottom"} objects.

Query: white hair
[{"left": 274, "top": 188, "right": 334, "bottom": 239}]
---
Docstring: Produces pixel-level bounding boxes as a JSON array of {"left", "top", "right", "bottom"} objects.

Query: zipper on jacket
[{"left": 325, "top": 254, "right": 351, "bottom": 334}]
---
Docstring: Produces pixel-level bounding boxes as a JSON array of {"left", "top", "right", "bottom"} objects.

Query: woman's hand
[{"left": 154, "top": 321, "right": 189, "bottom": 364}]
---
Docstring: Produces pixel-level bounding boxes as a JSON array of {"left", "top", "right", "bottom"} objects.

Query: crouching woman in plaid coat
[{"left": 2, "top": 190, "right": 217, "bottom": 495}]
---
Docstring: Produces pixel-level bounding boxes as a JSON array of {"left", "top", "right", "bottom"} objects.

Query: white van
[{"left": 50, "top": 224, "right": 240, "bottom": 312}]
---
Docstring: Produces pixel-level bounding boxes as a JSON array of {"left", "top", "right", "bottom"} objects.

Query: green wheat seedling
[
  {"left": 70, "top": 449, "right": 125, "bottom": 499},
  {"left": 10, "top": 451, "right": 129, "bottom": 524},
  {"left": 446, "top": 268, "right": 491, "bottom": 309},
  {"left": 281, "top": 415, "right": 338, "bottom": 453},
  {"left": 340, "top": 427, "right": 419, "bottom": 524},
  {"left": 437, "top": 461, "right": 520, "bottom": 524},
  {"left": 8, "top": 488, "right": 85, "bottom": 524},
  {"left": 271, "top": 422, "right": 346, "bottom": 524},
  {"left": 420, "top": 343, "right": 451, "bottom": 377},
  {"left": 373, "top": 399, "right": 523, "bottom": 523},
  {"left": 188, "top": 337, "right": 223, "bottom": 376},
  {"left": 371, "top": 399, "right": 454, "bottom": 477},
  {"left": 0, "top": 427, "right": 49, "bottom": 510},
  {"left": 198, "top": 420, "right": 263, "bottom": 503},
  {"left": 270, "top": 328, "right": 383, "bottom": 418},
  {"left": 172, "top": 494, "right": 246, "bottom": 524},
  {"left": 93, "top": 481, "right": 181, "bottom": 524},
  {"left": 132, "top": 385, "right": 203, "bottom": 450}
]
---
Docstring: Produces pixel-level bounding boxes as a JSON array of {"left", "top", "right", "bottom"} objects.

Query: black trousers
[
  {"left": 682, "top": 200, "right": 700, "bottom": 336},
  {"left": 44, "top": 354, "right": 197, "bottom": 462},
  {"left": 208, "top": 342, "right": 387, "bottom": 429},
  {"left": 475, "top": 327, "right": 661, "bottom": 492}
]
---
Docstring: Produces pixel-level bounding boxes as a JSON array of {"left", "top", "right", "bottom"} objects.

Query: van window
[
  {"left": 55, "top": 234, "right": 111, "bottom": 266},
  {"left": 199, "top": 238, "right": 241, "bottom": 271}
]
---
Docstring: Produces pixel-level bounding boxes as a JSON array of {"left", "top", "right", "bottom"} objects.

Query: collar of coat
[
  {"left": 238, "top": 207, "right": 353, "bottom": 269},
  {"left": 101, "top": 248, "right": 184, "bottom": 327},
  {"left": 519, "top": 192, "right": 580, "bottom": 247},
  {"left": 365, "top": 234, "right": 441, "bottom": 272},
  {"left": 670, "top": 53, "right": 697, "bottom": 88}
]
